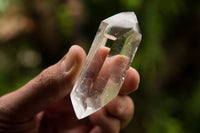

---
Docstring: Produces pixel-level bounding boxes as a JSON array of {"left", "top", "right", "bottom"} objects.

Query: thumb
[{"left": 0, "top": 45, "right": 86, "bottom": 122}]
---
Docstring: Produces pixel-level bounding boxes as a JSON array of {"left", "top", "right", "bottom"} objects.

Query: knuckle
[
  {"left": 104, "top": 120, "right": 120, "bottom": 133},
  {"left": 114, "top": 96, "right": 130, "bottom": 117},
  {"left": 120, "top": 96, "right": 134, "bottom": 129}
]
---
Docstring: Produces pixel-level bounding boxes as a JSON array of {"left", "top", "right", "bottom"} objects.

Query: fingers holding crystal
[
  {"left": 70, "top": 12, "right": 141, "bottom": 119},
  {"left": 119, "top": 67, "right": 140, "bottom": 95},
  {"left": 104, "top": 95, "right": 134, "bottom": 129},
  {"left": 89, "top": 109, "right": 120, "bottom": 133},
  {"left": 89, "top": 95, "right": 134, "bottom": 132},
  {"left": 84, "top": 46, "right": 110, "bottom": 90}
]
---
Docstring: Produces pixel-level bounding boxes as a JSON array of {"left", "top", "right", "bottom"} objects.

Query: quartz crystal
[{"left": 70, "top": 12, "right": 142, "bottom": 119}]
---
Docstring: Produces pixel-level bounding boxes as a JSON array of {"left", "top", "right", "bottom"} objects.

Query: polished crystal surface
[{"left": 70, "top": 12, "right": 142, "bottom": 119}]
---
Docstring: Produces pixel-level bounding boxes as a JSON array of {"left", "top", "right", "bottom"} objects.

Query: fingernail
[{"left": 61, "top": 47, "right": 76, "bottom": 72}]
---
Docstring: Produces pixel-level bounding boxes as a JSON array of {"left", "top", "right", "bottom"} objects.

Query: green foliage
[
  {"left": 0, "top": 0, "right": 10, "bottom": 14},
  {"left": 120, "top": 0, "right": 143, "bottom": 10},
  {"left": 148, "top": 116, "right": 184, "bottom": 133},
  {"left": 56, "top": 4, "right": 73, "bottom": 38}
]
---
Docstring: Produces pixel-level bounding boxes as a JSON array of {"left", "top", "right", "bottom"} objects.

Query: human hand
[{"left": 0, "top": 45, "right": 140, "bottom": 133}]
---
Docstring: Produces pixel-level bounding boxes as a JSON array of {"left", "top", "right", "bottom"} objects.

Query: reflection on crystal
[{"left": 70, "top": 12, "right": 142, "bottom": 119}]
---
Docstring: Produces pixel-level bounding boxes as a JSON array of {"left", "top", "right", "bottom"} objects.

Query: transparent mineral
[{"left": 70, "top": 12, "right": 142, "bottom": 119}]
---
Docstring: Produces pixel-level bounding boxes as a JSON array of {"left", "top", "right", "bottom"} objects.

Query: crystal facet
[{"left": 70, "top": 12, "right": 142, "bottom": 119}]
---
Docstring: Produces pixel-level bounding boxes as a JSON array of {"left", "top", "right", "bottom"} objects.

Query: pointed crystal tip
[{"left": 103, "top": 12, "right": 140, "bottom": 33}]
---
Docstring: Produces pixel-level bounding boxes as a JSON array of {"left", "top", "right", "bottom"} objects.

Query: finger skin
[
  {"left": 89, "top": 95, "right": 134, "bottom": 132},
  {"left": 89, "top": 109, "right": 120, "bottom": 133},
  {"left": 119, "top": 67, "right": 140, "bottom": 95},
  {"left": 105, "top": 96, "right": 134, "bottom": 129},
  {"left": 76, "top": 46, "right": 110, "bottom": 94},
  {"left": 90, "top": 54, "right": 130, "bottom": 94},
  {"left": 0, "top": 45, "right": 86, "bottom": 122},
  {"left": 90, "top": 67, "right": 138, "bottom": 131}
]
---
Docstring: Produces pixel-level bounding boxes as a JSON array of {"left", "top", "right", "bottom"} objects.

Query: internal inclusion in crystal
[{"left": 70, "top": 12, "right": 142, "bottom": 119}]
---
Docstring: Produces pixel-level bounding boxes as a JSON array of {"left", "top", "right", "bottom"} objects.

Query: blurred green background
[{"left": 0, "top": 0, "right": 199, "bottom": 132}]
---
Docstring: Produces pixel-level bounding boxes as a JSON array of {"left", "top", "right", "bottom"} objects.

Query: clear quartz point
[{"left": 70, "top": 12, "right": 142, "bottom": 119}]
